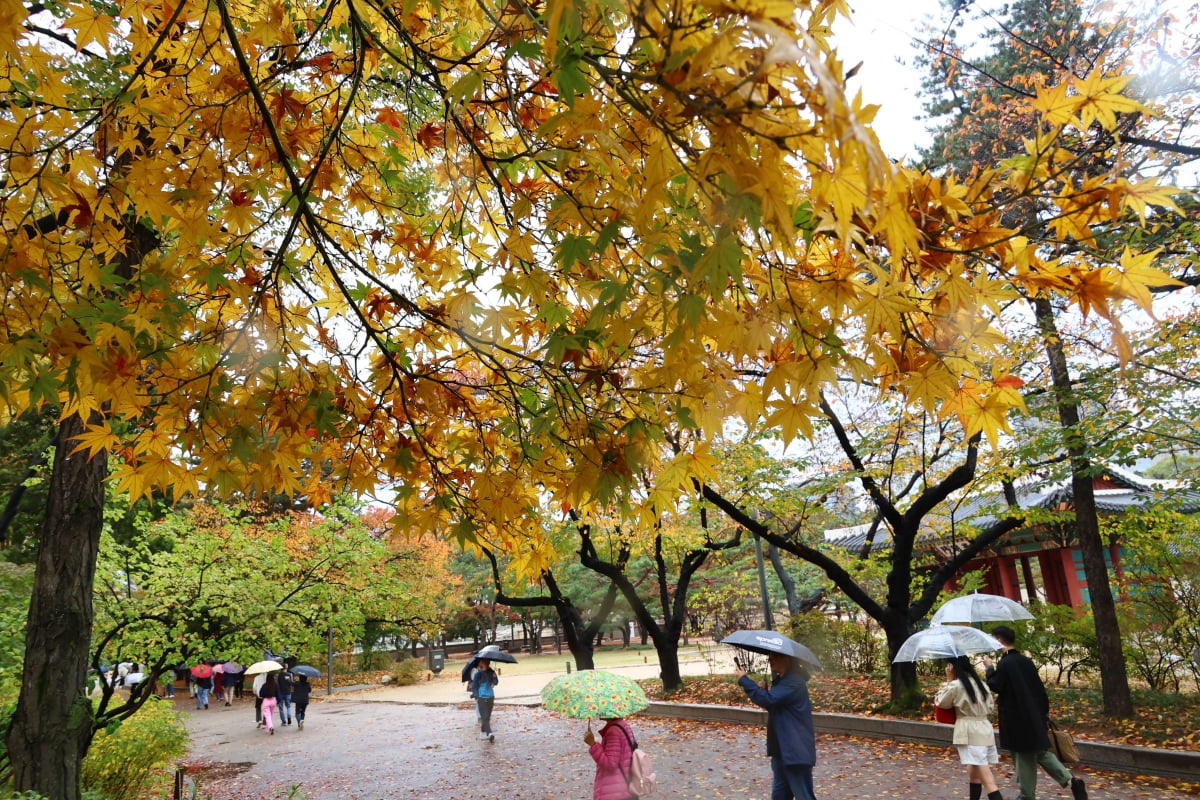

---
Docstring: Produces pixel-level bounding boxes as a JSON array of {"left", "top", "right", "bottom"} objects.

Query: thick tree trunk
[
  {"left": 655, "top": 636, "right": 683, "bottom": 691},
  {"left": 1035, "top": 297, "right": 1133, "bottom": 718},
  {"left": 6, "top": 414, "right": 106, "bottom": 800},
  {"left": 882, "top": 614, "right": 922, "bottom": 711},
  {"left": 1070, "top": 472, "right": 1133, "bottom": 716}
]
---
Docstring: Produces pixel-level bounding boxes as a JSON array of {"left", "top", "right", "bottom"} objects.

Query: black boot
[{"left": 970, "top": 783, "right": 982, "bottom": 800}]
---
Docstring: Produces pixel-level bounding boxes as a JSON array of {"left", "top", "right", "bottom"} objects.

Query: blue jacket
[
  {"left": 739, "top": 668, "right": 816, "bottom": 767},
  {"left": 469, "top": 667, "right": 497, "bottom": 699}
]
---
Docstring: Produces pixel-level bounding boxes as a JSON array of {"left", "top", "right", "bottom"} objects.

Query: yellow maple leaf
[
  {"left": 1119, "top": 178, "right": 1181, "bottom": 222},
  {"left": 1115, "top": 248, "right": 1183, "bottom": 311},
  {"left": 68, "top": 422, "right": 122, "bottom": 459},
  {"left": 764, "top": 400, "right": 816, "bottom": 444},
  {"left": 1031, "top": 81, "right": 1080, "bottom": 128},
  {"left": 1073, "top": 70, "right": 1146, "bottom": 131}
]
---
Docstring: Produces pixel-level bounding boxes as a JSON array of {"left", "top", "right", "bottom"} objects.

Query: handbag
[
  {"left": 933, "top": 705, "right": 957, "bottom": 724},
  {"left": 1047, "top": 717, "right": 1080, "bottom": 763}
]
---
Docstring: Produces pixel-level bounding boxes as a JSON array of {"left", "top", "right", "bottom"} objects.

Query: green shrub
[
  {"left": 1023, "top": 603, "right": 1097, "bottom": 686},
  {"left": 786, "top": 612, "right": 885, "bottom": 675},
  {"left": 81, "top": 698, "right": 188, "bottom": 800},
  {"left": 384, "top": 657, "right": 428, "bottom": 687}
]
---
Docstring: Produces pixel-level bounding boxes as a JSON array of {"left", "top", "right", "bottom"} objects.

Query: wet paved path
[{"left": 182, "top": 691, "right": 1195, "bottom": 800}]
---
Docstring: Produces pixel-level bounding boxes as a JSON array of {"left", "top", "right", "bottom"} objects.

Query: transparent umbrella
[
  {"left": 244, "top": 659, "right": 284, "bottom": 676},
  {"left": 892, "top": 625, "right": 1003, "bottom": 663},
  {"left": 931, "top": 592, "right": 1034, "bottom": 625}
]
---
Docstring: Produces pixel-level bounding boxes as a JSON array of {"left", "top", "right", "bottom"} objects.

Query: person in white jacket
[{"left": 935, "top": 655, "right": 1003, "bottom": 800}]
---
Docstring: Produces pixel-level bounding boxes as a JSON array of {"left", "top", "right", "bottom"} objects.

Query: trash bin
[{"left": 428, "top": 649, "right": 445, "bottom": 675}]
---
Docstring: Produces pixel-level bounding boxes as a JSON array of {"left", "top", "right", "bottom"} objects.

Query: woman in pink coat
[{"left": 585, "top": 717, "right": 637, "bottom": 800}]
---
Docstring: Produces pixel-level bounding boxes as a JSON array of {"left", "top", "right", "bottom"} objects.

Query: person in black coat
[
  {"left": 984, "top": 626, "right": 1087, "bottom": 800},
  {"left": 292, "top": 674, "right": 312, "bottom": 730}
]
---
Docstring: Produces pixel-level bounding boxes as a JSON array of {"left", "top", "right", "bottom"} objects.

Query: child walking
[{"left": 468, "top": 658, "right": 499, "bottom": 743}]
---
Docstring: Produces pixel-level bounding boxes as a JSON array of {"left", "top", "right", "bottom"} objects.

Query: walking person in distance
[
  {"left": 468, "top": 657, "right": 498, "bottom": 742},
  {"left": 292, "top": 673, "right": 312, "bottom": 730},
  {"left": 259, "top": 673, "right": 279, "bottom": 735}
]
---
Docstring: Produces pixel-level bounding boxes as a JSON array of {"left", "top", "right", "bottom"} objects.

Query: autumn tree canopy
[
  {"left": 1, "top": 0, "right": 1178, "bottom": 527},
  {"left": 0, "top": 0, "right": 1187, "bottom": 795}
]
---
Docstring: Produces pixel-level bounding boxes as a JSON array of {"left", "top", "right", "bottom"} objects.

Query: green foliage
[
  {"left": 80, "top": 697, "right": 188, "bottom": 800},
  {"left": 92, "top": 499, "right": 452, "bottom": 679},
  {"left": 785, "top": 611, "right": 885, "bottom": 676},
  {"left": 384, "top": 657, "right": 428, "bottom": 687},
  {"left": 1110, "top": 507, "right": 1200, "bottom": 691},
  {"left": 0, "top": 563, "right": 34, "bottom": 710},
  {"left": 0, "top": 409, "right": 57, "bottom": 563},
  {"left": 1021, "top": 603, "right": 1098, "bottom": 686}
]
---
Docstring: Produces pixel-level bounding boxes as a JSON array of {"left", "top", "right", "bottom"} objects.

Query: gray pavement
[{"left": 181, "top": 667, "right": 1197, "bottom": 800}]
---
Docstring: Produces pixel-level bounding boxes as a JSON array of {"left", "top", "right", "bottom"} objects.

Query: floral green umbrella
[{"left": 540, "top": 670, "right": 649, "bottom": 719}]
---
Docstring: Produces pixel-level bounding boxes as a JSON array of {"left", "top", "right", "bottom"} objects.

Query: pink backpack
[{"left": 617, "top": 725, "right": 657, "bottom": 797}]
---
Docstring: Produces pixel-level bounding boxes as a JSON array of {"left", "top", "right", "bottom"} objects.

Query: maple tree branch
[{"left": 1118, "top": 135, "right": 1200, "bottom": 158}]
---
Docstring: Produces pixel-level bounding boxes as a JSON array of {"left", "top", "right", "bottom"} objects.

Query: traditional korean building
[{"left": 824, "top": 465, "right": 1200, "bottom": 607}]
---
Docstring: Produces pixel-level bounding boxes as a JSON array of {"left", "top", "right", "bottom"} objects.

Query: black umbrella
[
  {"left": 291, "top": 664, "right": 322, "bottom": 678},
  {"left": 474, "top": 645, "right": 518, "bottom": 664},
  {"left": 721, "top": 629, "right": 822, "bottom": 672},
  {"left": 462, "top": 646, "right": 518, "bottom": 680}
]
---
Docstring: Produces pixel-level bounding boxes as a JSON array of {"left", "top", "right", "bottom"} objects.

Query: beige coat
[{"left": 935, "top": 678, "right": 997, "bottom": 747}]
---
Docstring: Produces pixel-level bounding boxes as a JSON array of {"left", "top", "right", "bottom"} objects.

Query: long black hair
[{"left": 946, "top": 655, "right": 987, "bottom": 704}]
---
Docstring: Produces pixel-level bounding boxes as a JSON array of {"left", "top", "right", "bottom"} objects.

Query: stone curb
[
  {"left": 330, "top": 684, "right": 1199, "bottom": 782},
  {"left": 641, "top": 702, "right": 1200, "bottom": 783}
]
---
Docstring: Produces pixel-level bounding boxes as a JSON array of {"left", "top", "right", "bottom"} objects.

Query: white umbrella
[
  {"left": 244, "top": 659, "right": 284, "bottom": 676},
  {"left": 931, "top": 592, "right": 1034, "bottom": 625},
  {"left": 892, "top": 624, "right": 1003, "bottom": 663}
]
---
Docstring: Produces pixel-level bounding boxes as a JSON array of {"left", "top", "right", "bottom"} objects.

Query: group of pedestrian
[
  {"left": 725, "top": 625, "right": 1086, "bottom": 800},
  {"left": 255, "top": 668, "right": 313, "bottom": 734},
  {"left": 463, "top": 627, "right": 1084, "bottom": 800}
]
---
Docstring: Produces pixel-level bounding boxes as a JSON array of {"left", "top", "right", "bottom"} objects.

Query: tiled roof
[{"left": 823, "top": 466, "right": 1200, "bottom": 553}]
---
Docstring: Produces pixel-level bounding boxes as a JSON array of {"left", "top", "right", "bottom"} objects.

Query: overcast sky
[{"left": 834, "top": 0, "right": 943, "bottom": 160}]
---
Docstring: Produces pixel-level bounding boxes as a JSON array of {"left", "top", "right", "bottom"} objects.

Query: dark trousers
[{"left": 770, "top": 758, "right": 816, "bottom": 800}]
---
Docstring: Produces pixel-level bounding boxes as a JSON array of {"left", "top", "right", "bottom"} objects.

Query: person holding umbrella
[
  {"left": 467, "top": 658, "right": 499, "bottom": 742},
  {"left": 585, "top": 715, "right": 640, "bottom": 800},
  {"left": 735, "top": 651, "right": 818, "bottom": 800},
  {"left": 541, "top": 669, "right": 653, "bottom": 798},
  {"left": 292, "top": 673, "right": 312, "bottom": 730},
  {"left": 984, "top": 626, "right": 1087, "bottom": 800},
  {"left": 935, "top": 655, "right": 1004, "bottom": 800},
  {"left": 190, "top": 663, "right": 214, "bottom": 710}
]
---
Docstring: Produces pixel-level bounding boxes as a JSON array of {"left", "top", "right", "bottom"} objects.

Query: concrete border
[{"left": 642, "top": 702, "right": 1200, "bottom": 782}]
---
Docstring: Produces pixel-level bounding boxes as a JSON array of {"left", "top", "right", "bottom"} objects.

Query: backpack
[{"left": 616, "top": 724, "right": 656, "bottom": 797}]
